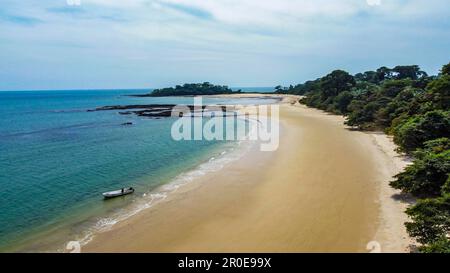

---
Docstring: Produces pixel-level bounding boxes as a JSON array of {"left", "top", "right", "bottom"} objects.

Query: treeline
[
  {"left": 145, "top": 82, "right": 239, "bottom": 97},
  {"left": 278, "top": 63, "right": 450, "bottom": 252}
]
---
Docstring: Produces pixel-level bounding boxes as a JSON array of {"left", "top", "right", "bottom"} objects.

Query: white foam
[{"left": 62, "top": 133, "right": 257, "bottom": 252}]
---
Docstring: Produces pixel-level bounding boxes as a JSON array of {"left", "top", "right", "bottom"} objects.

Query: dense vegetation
[
  {"left": 277, "top": 63, "right": 450, "bottom": 252},
  {"left": 144, "top": 82, "right": 239, "bottom": 96}
]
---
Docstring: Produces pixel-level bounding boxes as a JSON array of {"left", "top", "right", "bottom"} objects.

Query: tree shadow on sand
[{"left": 391, "top": 192, "right": 416, "bottom": 205}]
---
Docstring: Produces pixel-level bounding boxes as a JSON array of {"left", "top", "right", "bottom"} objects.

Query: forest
[
  {"left": 276, "top": 63, "right": 450, "bottom": 252},
  {"left": 145, "top": 82, "right": 239, "bottom": 97}
]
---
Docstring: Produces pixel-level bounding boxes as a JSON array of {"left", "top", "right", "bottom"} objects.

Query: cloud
[
  {"left": 0, "top": 6, "right": 43, "bottom": 26},
  {"left": 0, "top": 14, "right": 42, "bottom": 25},
  {"left": 366, "top": 0, "right": 381, "bottom": 6},
  {"left": 160, "top": 2, "right": 213, "bottom": 20},
  {"left": 46, "top": 6, "right": 86, "bottom": 15},
  {"left": 0, "top": 0, "right": 449, "bottom": 90}
]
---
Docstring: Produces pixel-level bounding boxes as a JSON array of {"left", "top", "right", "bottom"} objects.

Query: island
[{"left": 132, "top": 82, "right": 241, "bottom": 97}]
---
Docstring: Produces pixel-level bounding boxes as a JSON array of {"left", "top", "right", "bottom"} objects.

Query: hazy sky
[{"left": 0, "top": 0, "right": 449, "bottom": 90}]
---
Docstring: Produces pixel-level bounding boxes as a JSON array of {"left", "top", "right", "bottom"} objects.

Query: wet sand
[{"left": 84, "top": 98, "right": 411, "bottom": 253}]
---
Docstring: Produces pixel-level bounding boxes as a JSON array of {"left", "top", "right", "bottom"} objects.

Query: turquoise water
[
  {"left": 0, "top": 90, "right": 275, "bottom": 252},
  {"left": 232, "top": 87, "right": 274, "bottom": 93}
]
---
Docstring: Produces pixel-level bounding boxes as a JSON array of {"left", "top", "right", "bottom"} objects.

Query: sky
[{"left": 0, "top": 0, "right": 449, "bottom": 90}]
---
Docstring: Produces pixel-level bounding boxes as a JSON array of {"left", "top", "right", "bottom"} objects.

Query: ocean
[{"left": 0, "top": 89, "right": 276, "bottom": 252}]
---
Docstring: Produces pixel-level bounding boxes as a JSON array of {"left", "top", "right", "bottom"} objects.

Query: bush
[
  {"left": 441, "top": 62, "right": 450, "bottom": 76},
  {"left": 419, "top": 237, "right": 450, "bottom": 253},
  {"left": 405, "top": 194, "right": 450, "bottom": 245},
  {"left": 392, "top": 110, "right": 450, "bottom": 152},
  {"left": 333, "top": 91, "right": 354, "bottom": 114},
  {"left": 390, "top": 139, "right": 450, "bottom": 197},
  {"left": 421, "top": 75, "right": 450, "bottom": 111},
  {"left": 442, "top": 177, "right": 450, "bottom": 195},
  {"left": 345, "top": 101, "right": 381, "bottom": 129}
]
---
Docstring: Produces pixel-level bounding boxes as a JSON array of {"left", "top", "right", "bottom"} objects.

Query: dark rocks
[{"left": 89, "top": 104, "right": 232, "bottom": 119}]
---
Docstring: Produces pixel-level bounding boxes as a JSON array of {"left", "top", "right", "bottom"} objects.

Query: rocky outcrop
[{"left": 89, "top": 104, "right": 230, "bottom": 118}]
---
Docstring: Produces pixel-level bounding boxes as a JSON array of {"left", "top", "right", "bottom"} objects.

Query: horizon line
[{"left": 0, "top": 86, "right": 276, "bottom": 92}]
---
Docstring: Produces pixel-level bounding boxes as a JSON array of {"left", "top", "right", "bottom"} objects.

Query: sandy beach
[{"left": 84, "top": 95, "right": 412, "bottom": 253}]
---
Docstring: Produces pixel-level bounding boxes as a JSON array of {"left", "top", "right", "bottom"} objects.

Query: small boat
[{"left": 102, "top": 187, "right": 135, "bottom": 199}]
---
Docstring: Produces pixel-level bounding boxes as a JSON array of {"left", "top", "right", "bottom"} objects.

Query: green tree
[
  {"left": 333, "top": 91, "right": 354, "bottom": 114},
  {"left": 346, "top": 101, "right": 381, "bottom": 128},
  {"left": 393, "top": 110, "right": 450, "bottom": 152},
  {"left": 390, "top": 138, "right": 450, "bottom": 197},
  {"left": 320, "top": 70, "right": 356, "bottom": 97},
  {"left": 442, "top": 176, "right": 450, "bottom": 195},
  {"left": 392, "top": 65, "right": 428, "bottom": 80},
  {"left": 441, "top": 62, "right": 450, "bottom": 76},
  {"left": 377, "top": 87, "right": 422, "bottom": 129},
  {"left": 149, "top": 83, "right": 234, "bottom": 96},
  {"left": 274, "top": 85, "right": 283, "bottom": 93},
  {"left": 355, "top": 71, "right": 380, "bottom": 84},
  {"left": 375, "top": 66, "right": 393, "bottom": 82},
  {"left": 419, "top": 237, "right": 450, "bottom": 253},
  {"left": 405, "top": 194, "right": 450, "bottom": 246},
  {"left": 379, "top": 79, "right": 412, "bottom": 98},
  {"left": 421, "top": 75, "right": 450, "bottom": 111}
]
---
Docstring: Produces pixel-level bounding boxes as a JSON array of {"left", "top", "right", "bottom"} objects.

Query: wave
[{"left": 59, "top": 137, "right": 256, "bottom": 252}]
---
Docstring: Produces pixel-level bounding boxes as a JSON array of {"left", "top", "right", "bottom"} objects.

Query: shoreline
[
  {"left": 83, "top": 96, "right": 412, "bottom": 253},
  {"left": 5, "top": 137, "right": 253, "bottom": 253},
  {"left": 367, "top": 133, "right": 415, "bottom": 252},
  {"left": 2, "top": 94, "right": 282, "bottom": 253}
]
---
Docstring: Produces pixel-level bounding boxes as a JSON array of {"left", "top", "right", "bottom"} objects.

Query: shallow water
[{"left": 0, "top": 89, "right": 274, "bottom": 251}]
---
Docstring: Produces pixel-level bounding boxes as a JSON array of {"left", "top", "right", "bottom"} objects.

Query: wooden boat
[{"left": 102, "top": 187, "right": 135, "bottom": 199}]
